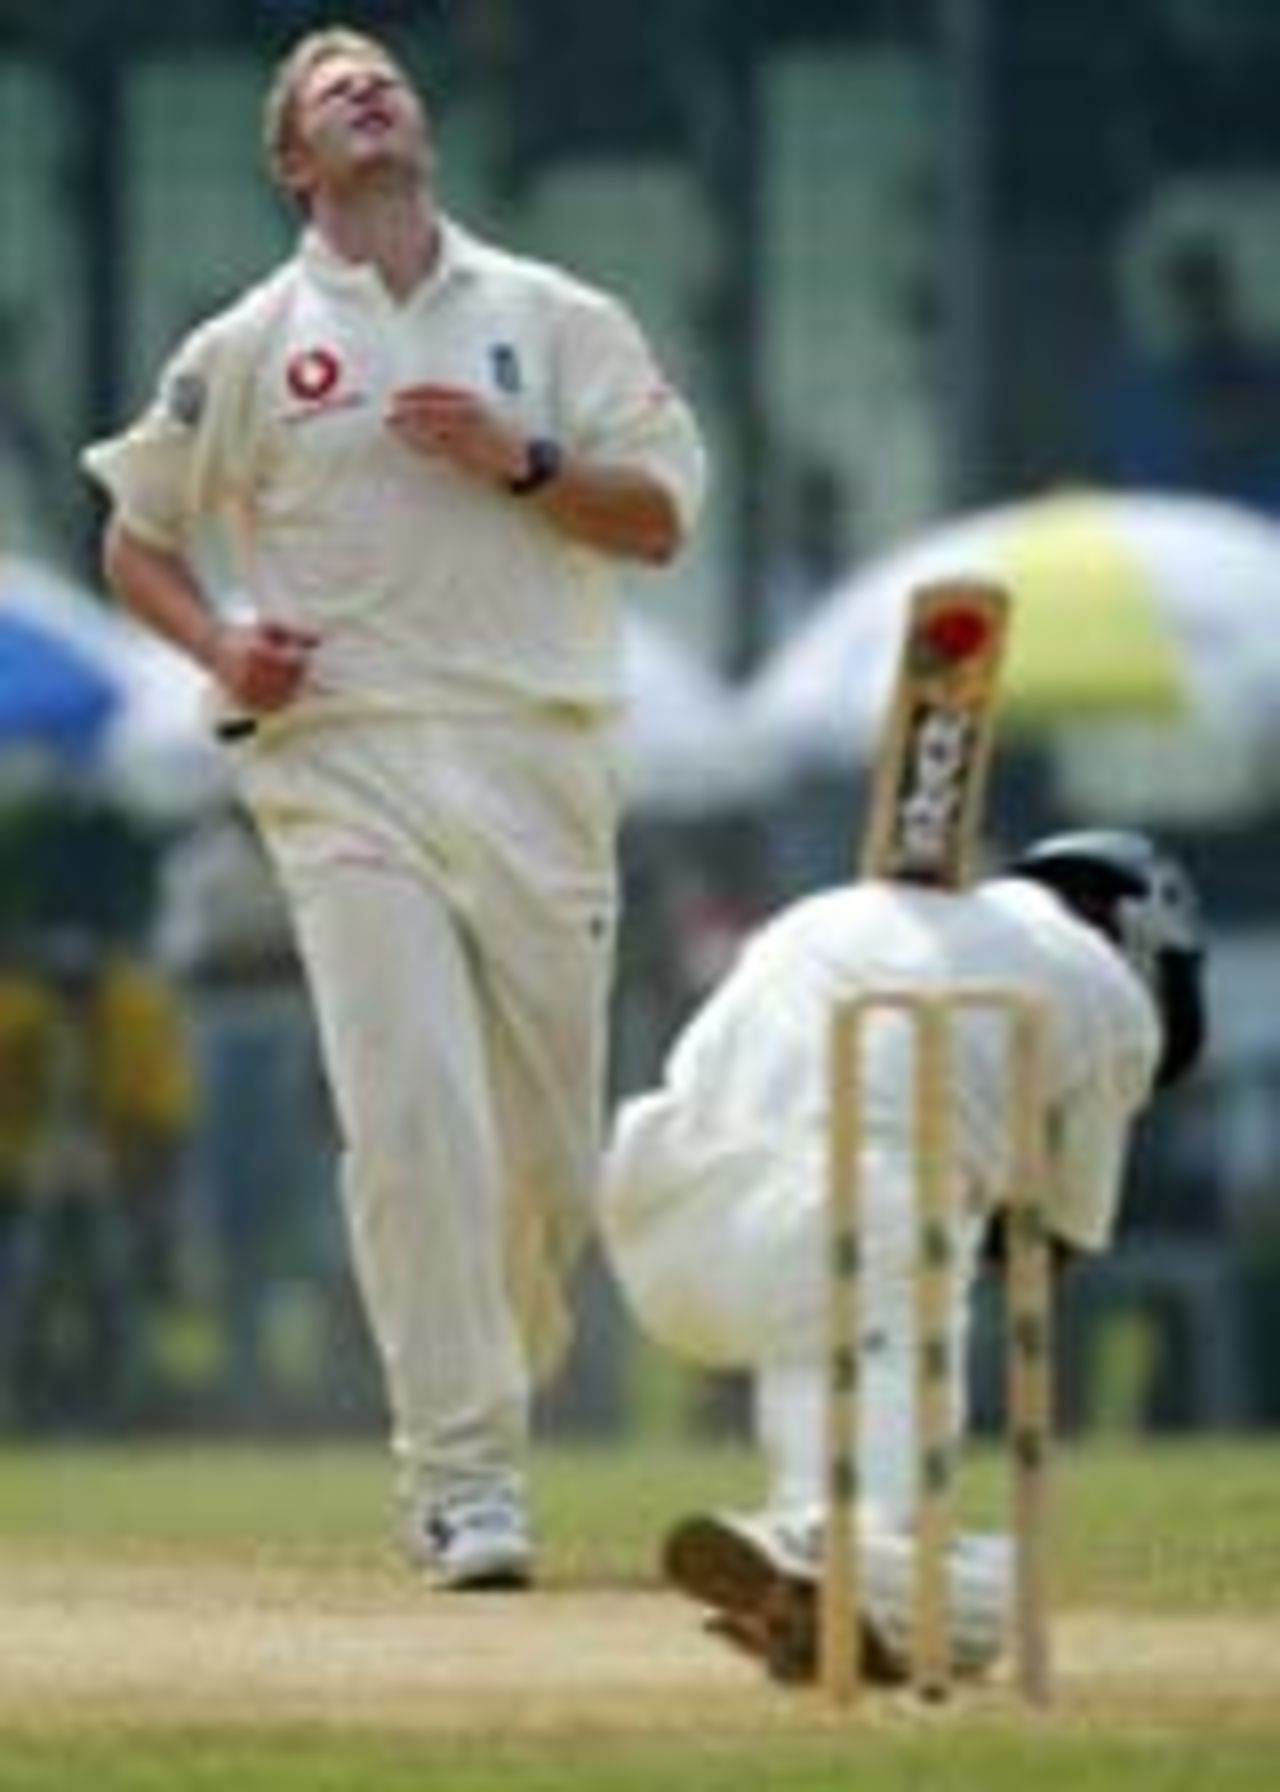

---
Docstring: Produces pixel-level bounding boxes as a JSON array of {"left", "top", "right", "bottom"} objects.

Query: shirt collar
[{"left": 298, "top": 215, "right": 485, "bottom": 304}]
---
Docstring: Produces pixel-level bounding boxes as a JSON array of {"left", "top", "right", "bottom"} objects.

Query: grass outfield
[{"left": 0, "top": 1437, "right": 1276, "bottom": 1789}]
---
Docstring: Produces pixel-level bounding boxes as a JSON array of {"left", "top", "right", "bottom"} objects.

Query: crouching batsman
[{"left": 602, "top": 830, "right": 1206, "bottom": 1684}]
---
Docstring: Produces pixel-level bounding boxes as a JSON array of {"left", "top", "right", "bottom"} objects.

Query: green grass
[
  {"left": 0, "top": 1435, "right": 1273, "bottom": 1610},
  {"left": 0, "top": 1438, "right": 760, "bottom": 1582},
  {"left": 1047, "top": 1439, "right": 1280, "bottom": 1613},
  {"left": 0, "top": 1436, "right": 1276, "bottom": 1789},
  {"left": 0, "top": 1733, "right": 1278, "bottom": 1792}
]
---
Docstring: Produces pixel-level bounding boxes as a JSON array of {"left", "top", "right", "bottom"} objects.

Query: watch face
[{"left": 510, "top": 437, "right": 562, "bottom": 494}]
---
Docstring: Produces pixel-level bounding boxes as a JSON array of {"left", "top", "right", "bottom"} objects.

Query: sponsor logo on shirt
[
  {"left": 287, "top": 347, "right": 341, "bottom": 402},
  {"left": 281, "top": 345, "right": 369, "bottom": 423}
]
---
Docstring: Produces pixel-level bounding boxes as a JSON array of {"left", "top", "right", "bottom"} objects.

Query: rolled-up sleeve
[
  {"left": 81, "top": 314, "right": 248, "bottom": 552},
  {"left": 554, "top": 288, "right": 707, "bottom": 538}
]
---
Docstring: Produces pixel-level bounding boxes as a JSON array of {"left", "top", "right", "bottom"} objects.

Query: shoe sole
[
  {"left": 663, "top": 1513, "right": 907, "bottom": 1687},
  {"left": 432, "top": 1544, "right": 534, "bottom": 1592},
  {"left": 663, "top": 1514, "right": 790, "bottom": 1611},
  {"left": 663, "top": 1515, "right": 817, "bottom": 1683},
  {"left": 439, "top": 1564, "right": 533, "bottom": 1592}
]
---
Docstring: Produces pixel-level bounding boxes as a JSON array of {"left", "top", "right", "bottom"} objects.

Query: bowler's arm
[
  {"left": 385, "top": 382, "right": 692, "bottom": 563},
  {"left": 514, "top": 453, "right": 685, "bottom": 564},
  {"left": 102, "top": 519, "right": 317, "bottom": 715},
  {"left": 102, "top": 519, "right": 224, "bottom": 673}
]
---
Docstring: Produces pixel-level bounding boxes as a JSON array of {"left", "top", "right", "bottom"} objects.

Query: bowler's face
[{"left": 290, "top": 50, "right": 430, "bottom": 195}]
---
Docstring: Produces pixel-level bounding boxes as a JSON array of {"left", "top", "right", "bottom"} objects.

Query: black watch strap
[{"left": 506, "top": 437, "right": 564, "bottom": 496}]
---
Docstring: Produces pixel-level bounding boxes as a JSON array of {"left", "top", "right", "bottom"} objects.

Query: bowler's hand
[
  {"left": 210, "top": 619, "right": 320, "bottom": 713},
  {"left": 387, "top": 383, "right": 525, "bottom": 486}
]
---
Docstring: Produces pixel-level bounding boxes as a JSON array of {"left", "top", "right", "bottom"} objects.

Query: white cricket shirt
[
  {"left": 83, "top": 219, "right": 706, "bottom": 719},
  {"left": 608, "top": 877, "right": 1160, "bottom": 1263}
]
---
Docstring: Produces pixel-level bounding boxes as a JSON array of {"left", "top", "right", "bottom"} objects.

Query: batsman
[{"left": 601, "top": 583, "right": 1208, "bottom": 1685}]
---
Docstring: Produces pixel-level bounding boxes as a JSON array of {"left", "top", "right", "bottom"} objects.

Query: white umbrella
[
  {"left": 0, "top": 553, "right": 220, "bottom": 819},
  {"left": 743, "top": 490, "right": 1280, "bottom": 777},
  {"left": 1, "top": 559, "right": 775, "bottom": 822},
  {"left": 104, "top": 630, "right": 225, "bottom": 820},
  {"left": 619, "top": 610, "right": 779, "bottom": 816}
]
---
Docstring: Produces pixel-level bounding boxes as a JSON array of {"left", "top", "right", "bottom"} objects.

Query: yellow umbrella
[
  {"left": 995, "top": 495, "right": 1188, "bottom": 721},
  {"left": 743, "top": 489, "right": 1280, "bottom": 769}
]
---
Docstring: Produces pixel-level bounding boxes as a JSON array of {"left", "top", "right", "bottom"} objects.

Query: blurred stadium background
[{"left": 2, "top": 0, "right": 1279, "bottom": 1444}]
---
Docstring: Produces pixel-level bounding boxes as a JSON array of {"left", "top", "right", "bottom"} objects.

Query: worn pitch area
[{"left": 0, "top": 1559, "right": 1275, "bottom": 1739}]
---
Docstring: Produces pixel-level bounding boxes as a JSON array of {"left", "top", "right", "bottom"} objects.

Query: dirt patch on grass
[{"left": 0, "top": 1561, "right": 1275, "bottom": 1739}]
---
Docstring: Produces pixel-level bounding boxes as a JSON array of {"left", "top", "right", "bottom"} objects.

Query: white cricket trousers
[
  {"left": 756, "top": 1363, "right": 1010, "bottom": 1673},
  {"left": 231, "top": 706, "right": 620, "bottom": 1508},
  {"left": 604, "top": 1130, "right": 983, "bottom": 1517},
  {"left": 603, "top": 1130, "right": 1008, "bottom": 1665}
]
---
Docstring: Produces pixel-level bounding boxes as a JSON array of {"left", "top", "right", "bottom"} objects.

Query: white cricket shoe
[
  {"left": 664, "top": 1507, "right": 821, "bottom": 1596},
  {"left": 416, "top": 1489, "right": 534, "bottom": 1591}
]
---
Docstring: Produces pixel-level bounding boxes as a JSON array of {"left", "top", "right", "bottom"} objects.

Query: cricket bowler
[{"left": 81, "top": 25, "right": 705, "bottom": 1589}]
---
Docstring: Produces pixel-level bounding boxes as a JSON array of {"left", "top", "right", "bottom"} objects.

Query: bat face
[{"left": 859, "top": 580, "right": 1010, "bottom": 889}]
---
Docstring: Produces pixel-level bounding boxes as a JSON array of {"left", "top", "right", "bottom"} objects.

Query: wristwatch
[{"left": 506, "top": 436, "right": 564, "bottom": 496}]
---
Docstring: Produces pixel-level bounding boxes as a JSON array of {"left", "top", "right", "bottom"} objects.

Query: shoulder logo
[
  {"left": 166, "top": 371, "right": 207, "bottom": 428},
  {"left": 286, "top": 347, "right": 342, "bottom": 403}
]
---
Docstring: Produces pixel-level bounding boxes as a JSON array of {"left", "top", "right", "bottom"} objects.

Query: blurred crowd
[{"left": 0, "top": 790, "right": 354, "bottom": 1434}]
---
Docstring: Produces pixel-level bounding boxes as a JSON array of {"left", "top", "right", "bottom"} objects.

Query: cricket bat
[{"left": 858, "top": 578, "right": 1010, "bottom": 888}]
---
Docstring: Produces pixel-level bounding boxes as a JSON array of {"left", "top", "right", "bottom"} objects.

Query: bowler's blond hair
[{"left": 262, "top": 26, "right": 402, "bottom": 196}]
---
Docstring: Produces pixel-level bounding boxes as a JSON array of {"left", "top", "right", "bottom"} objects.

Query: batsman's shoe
[
  {"left": 417, "top": 1490, "right": 534, "bottom": 1591},
  {"left": 663, "top": 1510, "right": 904, "bottom": 1686}
]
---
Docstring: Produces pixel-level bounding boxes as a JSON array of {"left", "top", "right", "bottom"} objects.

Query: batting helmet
[{"left": 1009, "top": 828, "right": 1207, "bottom": 1088}]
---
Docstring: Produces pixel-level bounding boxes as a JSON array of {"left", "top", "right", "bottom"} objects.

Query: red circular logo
[
  {"left": 286, "top": 347, "right": 341, "bottom": 402},
  {"left": 920, "top": 605, "right": 993, "bottom": 665}
]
